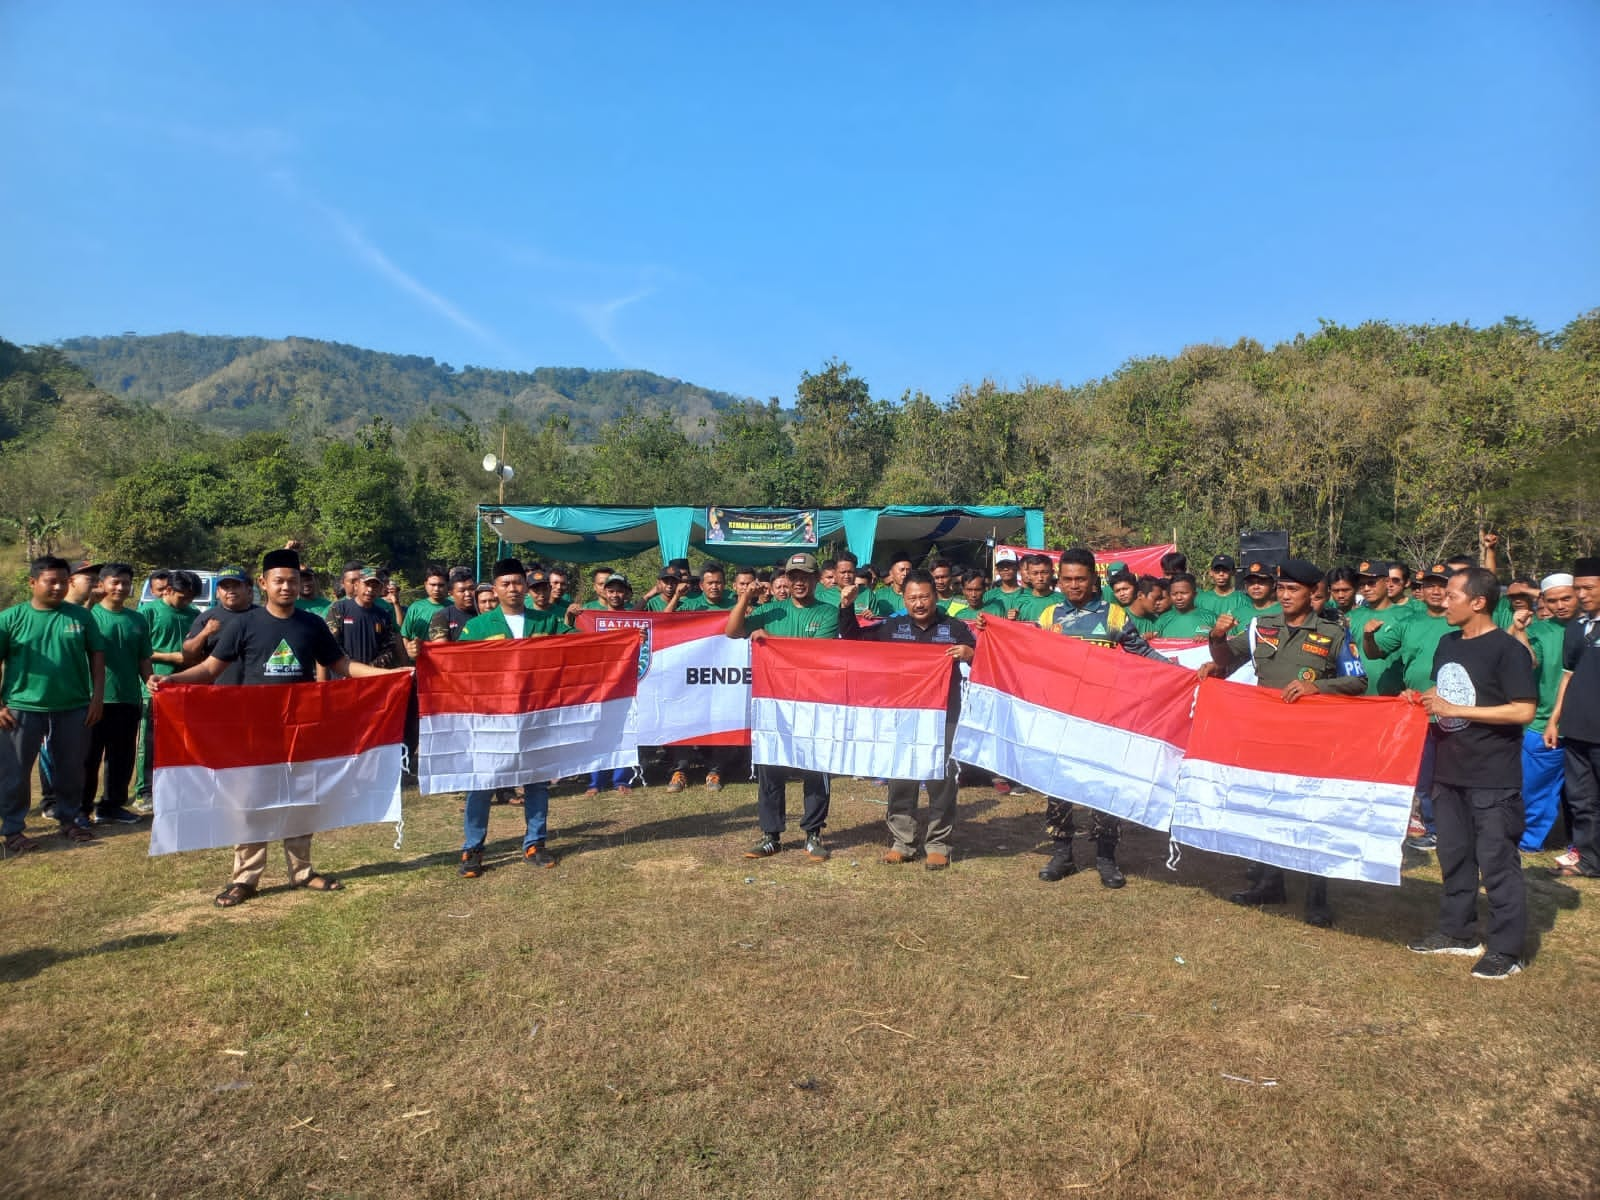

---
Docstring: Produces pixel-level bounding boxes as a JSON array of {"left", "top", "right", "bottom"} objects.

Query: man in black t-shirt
[
  {"left": 183, "top": 569, "right": 254, "bottom": 684},
  {"left": 1406, "top": 567, "right": 1537, "bottom": 980},
  {"left": 1544, "top": 555, "right": 1600, "bottom": 879},
  {"left": 151, "top": 549, "right": 408, "bottom": 908}
]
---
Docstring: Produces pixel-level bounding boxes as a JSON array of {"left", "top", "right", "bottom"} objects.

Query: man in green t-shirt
[
  {"left": 726, "top": 552, "right": 843, "bottom": 862},
  {"left": 873, "top": 553, "right": 914, "bottom": 615},
  {"left": 0, "top": 555, "right": 107, "bottom": 852},
  {"left": 1196, "top": 554, "right": 1252, "bottom": 621},
  {"left": 1238, "top": 561, "right": 1284, "bottom": 624},
  {"left": 1366, "top": 563, "right": 1452, "bottom": 848},
  {"left": 1011, "top": 554, "right": 1062, "bottom": 624},
  {"left": 520, "top": 566, "right": 570, "bottom": 636},
  {"left": 135, "top": 569, "right": 200, "bottom": 806},
  {"left": 401, "top": 565, "right": 450, "bottom": 659},
  {"left": 83, "top": 563, "right": 153, "bottom": 826},
  {"left": 1352, "top": 559, "right": 1409, "bottom": 695},
  {"left": 673, "top": 563, "right": 736, "bottom": 612},
  {"left": 295, "top": 568, "right": 331, "bottom": 617},
  {"left": 984, "top": 551, "right": 1028, "bottom": 615},
  {"left": 1156, "top": 573, "right": 1214, "bottom": 639},
  {"left": 1517, "top": 572, "right": 1577, "bottom": 854}
]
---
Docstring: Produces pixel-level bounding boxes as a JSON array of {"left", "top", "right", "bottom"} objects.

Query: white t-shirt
[{"left": 503, "top": 612, "right": 526, "bottom": 638}]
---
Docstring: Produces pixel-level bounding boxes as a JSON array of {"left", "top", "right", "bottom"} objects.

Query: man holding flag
[
  {"left": 456, "top": 558, "right": 567, "bottom": 877},
  {"left": 726, "top": 552, "right": 842, "bottom": 863},
  {"left": 840, "top": 569, "right": 974, "bottom": 869},
  {"left": 150, "top": 548, "right": 408, "bottom": 908},
  {"left": 1205, "top": 558, "right": 1366, "bottom": 926}
]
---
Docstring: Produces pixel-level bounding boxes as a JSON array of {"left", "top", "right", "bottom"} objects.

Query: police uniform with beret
[{"left": 1211, "top": 558, "right": 1366, "bottom": 924}]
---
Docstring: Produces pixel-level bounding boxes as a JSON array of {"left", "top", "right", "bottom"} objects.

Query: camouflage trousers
[{"left": 1044, "top": 798, "right": 1120, "bottom": 848}]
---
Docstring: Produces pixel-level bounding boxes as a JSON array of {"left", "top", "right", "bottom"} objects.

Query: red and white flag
[
  {"left": 1171, "top": 678, "right": 1429, "bottom": 884},
  {"left": 953, "top": 619, "right": 1196, "bottom": 830},
  {"left": 415, "top": 630, "right": 641, "bottom": 793},
  {"left": 750, "top": 638, "right": 954, "bottom": 780},
  {"left": 1148, "top": 637, "right": 1214, "bottom": 671},
  {"left": 575, "top": 610, "right": 751, "bottom": 745},
  {"left": 149, "top": 674, "right": 410, "bottom": 856}
]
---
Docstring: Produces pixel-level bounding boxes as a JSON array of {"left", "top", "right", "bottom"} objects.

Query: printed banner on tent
[
  {"left": 706, "top": 506, "right": 819, "bottom": 547},
  {"left": 996, "top": 542, "right": 1176, "bottom": 579},
  {"left": 751, "top": 638, "right": 953, "bottom": 780},
  {"left": 953, "top": 619, "right": 1196, "bottom": 830},
  {"left": 415, "top": 630, "right": 642, "bottom": 793},
  {"left": 1170, "top": 678, "right": 1428, "bottom": 885},
  {"left": 149, "top": 673, "right": 410, "bottom": 856},
  {"left": 575, "top": 610, "right": 752, "bottom": 746}
]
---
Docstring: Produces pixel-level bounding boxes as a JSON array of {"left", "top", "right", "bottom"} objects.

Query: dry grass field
[{"left": 2, "top": 775, "right": 1597, "bottom": 1199}]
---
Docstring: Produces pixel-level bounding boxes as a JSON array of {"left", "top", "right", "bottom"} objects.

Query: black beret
[{"left": 1276, "top": 558, "right": 1322, "bottom": 588}]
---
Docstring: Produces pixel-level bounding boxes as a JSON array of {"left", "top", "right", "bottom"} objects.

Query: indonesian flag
[
  {"left": 750, "top": 638, "right": 954, "bottom": 780},
  {"left": 149, "top": 673, "right": 410, "bottom": 856},
  {"left": 415, "top": 630, "right": 641, "bottom": 794},
  {"left": 1170, "top": 678, "right": 1429, "bottom": 884},
  {"left": 1148, "top": 637, "right": 1213, "bottom": 670},
  {"left": 575, "top": 610, "right": 751, "bottom": 745},
  {"left": 953, "top": 619, "right": 1196, "bottom": 830}
]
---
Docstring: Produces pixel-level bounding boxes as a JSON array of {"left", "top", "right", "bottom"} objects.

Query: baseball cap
[
  {"left": 1356, "top": 559, "right": 1389, "bottom": 579},
  {"left": 995, "top": 550, "right": 1018, "bottom": 565},
  {"left": 216, "top": 567, "right": 249, "bottom": 585},
  {"left": 71, "top": 559, "right": 103, "bottom": 578},
  {"left": 1103, "top": 560, "right": 1127, "bottom": 576},
  {"left": 1242, "top": 560, "right": 1275, "bottom": 580},
  {"left": 603, "top": 573, "right": 631, "bottom": 590},
  {"left": 525, "top": 566, "right": 550, "bottom": 584},
  {"left": 784, "top": 552, "right": 820, "bottom": 575},
  {"left": 1416, "top": 563, "right": 1450, "bottom": 583},
  {"left": 1210, "top": 554, "right": 1236, "bottom": 572}
]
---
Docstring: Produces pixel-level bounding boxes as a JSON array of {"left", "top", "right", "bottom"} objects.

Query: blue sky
[{"left": 2, "top": 3, "right": 1595, "bottom": 403}]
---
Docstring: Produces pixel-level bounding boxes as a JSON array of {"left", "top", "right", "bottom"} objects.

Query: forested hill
[{"left": 58, "top": 332, "right": 749, "bottom": 440}]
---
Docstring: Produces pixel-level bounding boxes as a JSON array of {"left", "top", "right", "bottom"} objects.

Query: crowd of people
[{"left": 2, "top": 536, "right": 1596, "bottom": 980}]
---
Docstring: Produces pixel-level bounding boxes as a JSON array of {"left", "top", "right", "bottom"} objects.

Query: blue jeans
[
  {"left": 589, "top": 768, "right": 631, "bottom": 790},
  {"left": 1521, "top": 728, "right": 1564, "bottom": 852},
  {"left": 463, "top": 782, "right": 550, "bottom": 853}
]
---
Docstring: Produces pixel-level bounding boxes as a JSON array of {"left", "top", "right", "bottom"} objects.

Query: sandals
[
  {"left": 295, "top": 872, "right": 342, "bottom": 892},
  {"left": 214, "top": 883, "right": 256, "bottom": 908},
  {"left": 3, "top": 831, "right": 42, "bottom": 856},
  {"left": 59, "top": 823, "right": 94, "bottom": 844},
  {"left": 1548, "top": 863, "right": 1596, "bottom": 879}
]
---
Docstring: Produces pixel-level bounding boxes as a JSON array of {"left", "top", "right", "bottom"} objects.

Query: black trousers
[
  {"left": 1564, "top": 738, "right": 1600, "bottom": 876},
  {"left": 756, "top": 766, "right": 829, "bottom": 837},
  {"left": 83, "top": 702, "right": 141, "bottom": 816},
  {"left": 1433, "top": 783, "right": 1527, "bottom": 957}
]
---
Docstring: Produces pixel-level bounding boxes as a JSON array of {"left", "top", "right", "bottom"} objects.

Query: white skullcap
[{"left": 1541, "top": 573, "right": 1574, "bottom": 592}]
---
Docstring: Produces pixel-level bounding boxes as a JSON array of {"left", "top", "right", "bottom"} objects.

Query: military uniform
[
  {"left": 1037, "top": 595, "right": 1168, "bottom": 887},
  {"left": 1213, "top": 562, "right": 1366, "bottom": 924}
]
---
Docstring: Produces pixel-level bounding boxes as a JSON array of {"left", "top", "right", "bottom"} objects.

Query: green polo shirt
[
  {"left": 90, "top": 604, "right": 152, "bottom": 705},
  {"left": 1527, "top": 619, "right": 1569, "bottom": 733},
  {"left": 1351, "top": 603, "right": 1411, "bottom": 695},
  {"left": 744, "top": 598, "right": 841, "bottom": 639},
  {"left": 0, "top": 601, "right": 106, "bottom": 712}
]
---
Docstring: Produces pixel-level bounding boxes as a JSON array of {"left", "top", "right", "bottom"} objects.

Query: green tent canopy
[{"left": 476, "top": 504, "right": 1044, "bottom": 574}]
